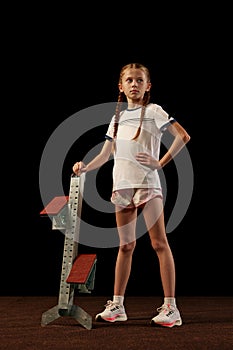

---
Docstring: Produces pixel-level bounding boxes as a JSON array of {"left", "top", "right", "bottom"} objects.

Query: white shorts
[{"left": 111, "top": 188, "right": 162, "bottom": 208}]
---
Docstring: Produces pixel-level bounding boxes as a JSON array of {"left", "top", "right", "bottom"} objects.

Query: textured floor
[{"left": 0, "top": 296, "right": 232, "bottom": 350}]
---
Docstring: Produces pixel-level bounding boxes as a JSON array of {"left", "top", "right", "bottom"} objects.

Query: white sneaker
[
  {"left": 95, "top": 300, "right": 127, "bottom": 322},
  {"left": 151, "top": 304, "right": 182, "bottom": 328}
]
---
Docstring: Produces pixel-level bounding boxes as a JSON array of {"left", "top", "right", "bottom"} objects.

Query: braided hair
[{"left": 113, "top": 63, "right": 151, "bottom": 141}]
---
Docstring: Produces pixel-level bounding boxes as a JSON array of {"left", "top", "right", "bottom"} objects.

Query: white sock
[
  {"left": 164, "top": 297, "right": 176, "bottom": 307},
  {"left": 113, "top": 295, "right": 124, "bottom": 306}
]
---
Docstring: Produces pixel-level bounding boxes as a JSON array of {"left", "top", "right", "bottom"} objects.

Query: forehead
[{"left": 122, "top": 68, "right": 147, "bottom": 79}]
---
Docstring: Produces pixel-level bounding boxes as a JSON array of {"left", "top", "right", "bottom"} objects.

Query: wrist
[{"left": 159, "top": 160, "right": 164, "bottom": 169}]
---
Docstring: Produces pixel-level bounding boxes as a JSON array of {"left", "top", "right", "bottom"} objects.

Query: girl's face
[{"left": 118, "top": 68, "right": 151, "bottom": 103}]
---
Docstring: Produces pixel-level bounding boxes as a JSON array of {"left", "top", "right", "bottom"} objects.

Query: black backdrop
[{"left": 3, "top": 7, "right": 230, "bottom": 298}]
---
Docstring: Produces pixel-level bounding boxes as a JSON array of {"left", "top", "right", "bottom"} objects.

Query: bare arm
[
  {"left": 135, "top": 121, "right": 190, "bottom": 169},
  {"left": 159, "top": 121, "right": 191, "bottom": 168},
  {"left": 72, "top": 139, "right": 113, "bottom": 175}
]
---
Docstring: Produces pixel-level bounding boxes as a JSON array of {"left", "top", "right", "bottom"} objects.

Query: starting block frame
[{"left": 40, "top": 174, "right": 97, "bottom": 330}]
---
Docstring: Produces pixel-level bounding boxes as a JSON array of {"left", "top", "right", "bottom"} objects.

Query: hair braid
[{"left": 113, "top": 91, "right": 124, "bottom": 138}]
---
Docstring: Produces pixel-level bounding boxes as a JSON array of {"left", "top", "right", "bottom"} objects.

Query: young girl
[{"left": 72, "top": 62, "right": 190, "bottom": 327}]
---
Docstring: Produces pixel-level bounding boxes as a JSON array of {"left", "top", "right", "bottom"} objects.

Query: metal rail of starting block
[{"left": 40, "top": 173, "right": 97, "bottom": 330}]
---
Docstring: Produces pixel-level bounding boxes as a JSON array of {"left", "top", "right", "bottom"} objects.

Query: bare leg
[
  {"left": 142, "top": 197, "right": 176, "bottom": 297},
  {"left": 114, "top": 206, "right": 137, "bottom": 296}
]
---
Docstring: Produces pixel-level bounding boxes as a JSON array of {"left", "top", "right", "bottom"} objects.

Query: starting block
[
  {"left": 40, "top": 195, "right": 69, "bottom": 230},
  {"left": 40, "top": 174, "right": 97, "bottom": 330},
  {"left": 66, "top": 253, "right": 97, "bottom": 293}
]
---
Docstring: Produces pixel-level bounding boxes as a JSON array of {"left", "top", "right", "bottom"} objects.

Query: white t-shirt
[{"left": 105, "top": 103, "right": 175, "bottom": 191}]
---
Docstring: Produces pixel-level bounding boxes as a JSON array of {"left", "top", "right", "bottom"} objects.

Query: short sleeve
[
  {"left": 105, "top": 115, "right": 115, "bottom": 141},
  {"left": 148, "top": 103, "right": 175, "bottom": 132}
]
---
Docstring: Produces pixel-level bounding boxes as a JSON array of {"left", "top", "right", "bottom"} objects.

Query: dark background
[{"left": 3, "top": 6, "right": 230, "bottom": 298}]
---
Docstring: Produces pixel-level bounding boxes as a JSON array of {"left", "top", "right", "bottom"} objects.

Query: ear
[
  {"left": 118, "top": 83, "right": 123, "bottom": 92},
  {"left": 146, "top": 82, "right": 152, "bottom": 91}
]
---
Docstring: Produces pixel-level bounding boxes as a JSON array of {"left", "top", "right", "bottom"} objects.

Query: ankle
[
  {"left": 113, "top": 295, "right": 124, "bottom": 306},
  {"left": 164, "top": 297, "right": 176, "bottom": 307}
]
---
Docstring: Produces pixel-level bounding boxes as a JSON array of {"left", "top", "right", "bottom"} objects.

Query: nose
[{"left": 132, "top": 79, "right": 138, "bottom": 86}]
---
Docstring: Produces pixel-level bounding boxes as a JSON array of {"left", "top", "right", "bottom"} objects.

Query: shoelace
[
  {"left": 157, "top": 304, "right": 175, "bottom": 314},
  {"left": 104, "top": 300, "right": 116, "bottom": 309}
]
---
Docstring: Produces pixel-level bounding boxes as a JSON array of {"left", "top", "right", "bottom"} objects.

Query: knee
[
  {"left": 150, "top": 239, "right": 167, "bottom": 253},
  {"left": 119, "top": 241, "right": 136, "bottom": 254}
]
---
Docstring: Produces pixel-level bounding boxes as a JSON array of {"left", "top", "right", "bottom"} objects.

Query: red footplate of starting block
[
  {"left": 40, "top": 196, "right": 69, "bottom": 216},
  {"left": 66, "top": 254, "right": 97, "bottom": 284}
]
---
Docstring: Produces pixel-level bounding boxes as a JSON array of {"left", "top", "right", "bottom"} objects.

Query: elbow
[
  {"left": 100, "top": 153, "right": 110, "bottom": 165},
  {"left": 184, "top": 135, "right": 191, "bottom": 144},
  {"left": 182, "top": 132, "right": 191, "bottom": 144}
]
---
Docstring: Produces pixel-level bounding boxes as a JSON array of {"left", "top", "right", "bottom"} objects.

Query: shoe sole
[
  {"left": 95, "top": 315, "right": 127, "bottom": 322},
  {"left": 150, "top": 319, "right": 182, "bottom": 328}
]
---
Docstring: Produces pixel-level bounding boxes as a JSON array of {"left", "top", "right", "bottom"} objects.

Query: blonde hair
[{"left": 113, "top": 63, "right": 151, "bottom": 141}]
